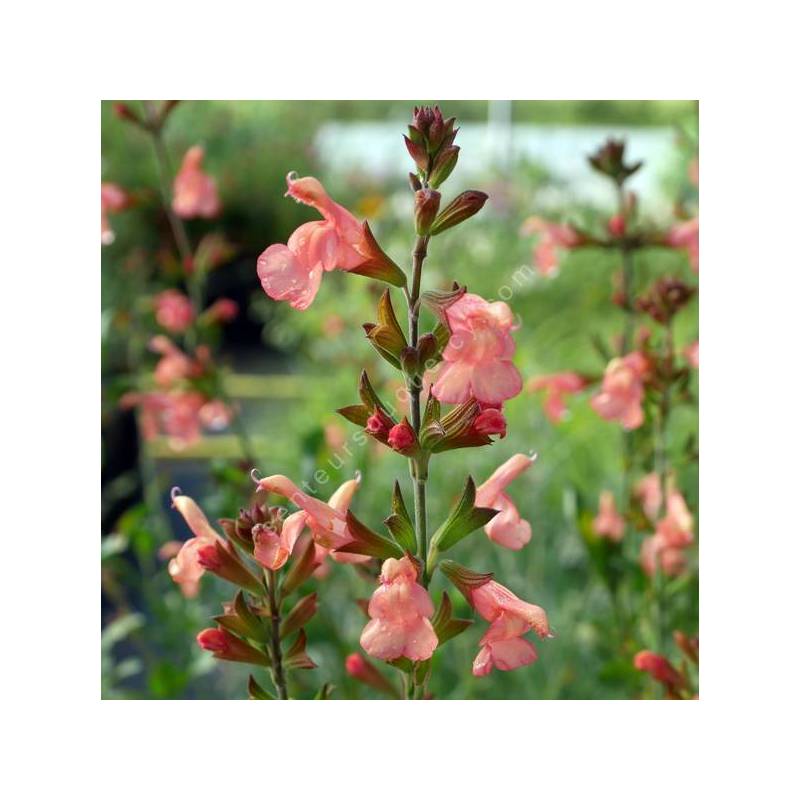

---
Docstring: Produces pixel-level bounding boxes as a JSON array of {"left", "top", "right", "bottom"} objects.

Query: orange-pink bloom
[
  {"left": 468, "top": 580, "right": 551, "bottom": 677},
  {"left": 255, "top": 473, "right": 368, "bottom": 567},
  {"left": 172, "top": 145, "right": 221, "bottom": 219},
  {"left": 528, "top": 371, "right": 587, "bottom": 423},
  {"left": 665, "top": 217, "right": 699, "bottom": 273},
  {"left": 252, "top": 511, "right": 308, "bottom": 571},
  {"left": 257, "top": 173, "right": 369, "bottom": 310},
  {"left": 640, "top": 487, "right": 694, "bottom": 577},
  {"left": 360, "top": 556, "right": 438, "bottom": 662},
  {"left": 431, "top": 293, "right": 522, "bottom": 405},
  {"left": 593, "top": 491, "right": 625, "bottom": 541},
  {"left": 153, "top": 289, "right": 195, "bottom": 333},
  {"left": 590, "top": 352, "right": 649, "bottom": 430},
  {"left": 167, "top": 490, "right": 223, "bottom": 597},
  {"left": 475, "top": 453, "right": 536, "bottom": 550},
  {"left": 633, "top": 650, "right": 684, "bottom": 691},
  {"left": 635, "top": 473, "right": 662, "bottom": 522},
  {"left": 520, "top": 216, "right": 582, "bottom": 276},
  {"left": 101, "top": 182, "right": 128, "bottom": 245}
]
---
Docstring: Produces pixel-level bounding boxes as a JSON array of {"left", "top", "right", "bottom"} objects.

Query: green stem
[
  {"left": 407, "top": 235, "right": 430, "bottom": 583},
  {"left": 265, "top": 571, "right": 288, "bottom": 700}
]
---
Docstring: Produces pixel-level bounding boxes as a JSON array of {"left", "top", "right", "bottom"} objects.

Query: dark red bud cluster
[
  {"left": 404, "top": 105, "right": 459, "bottom": 188},
  {"left": 635, "top": 277, "right": 695, "bottom": 324},
  {"left": 588, "top": 138, "right": 642, "bottom": 185}
]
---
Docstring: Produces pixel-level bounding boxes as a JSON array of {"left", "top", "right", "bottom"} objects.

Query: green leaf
[
  {"left": 431, "top": 591, "right": 474, "bottom": 645},
  {"left": 335, "top": 511, "right": 403, "bottom": 560},
  {"left": 280, "top": 593, "right": 318, "bottom": 639},
  {"left": 383, "top": 481, "right": 417, "bottom": 552},
  {"left": 284, "top": 629, "right": 316, "bottom": 670},
  {"left": 336, "top": 404, "right": 370, "bottom": 427},
  {"left": 430, "top": 476, "right": 499, "bottom": 553},
  {"left": 248, "top": 674, "right": 275, "bottom": 700},
  {"left": 314, "top": 682, "right": 335, "bottom": 700}
]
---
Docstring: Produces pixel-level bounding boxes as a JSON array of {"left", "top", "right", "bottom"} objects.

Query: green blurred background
[{"left": 101, "top": 100, "right": 698, "bottom": 699}]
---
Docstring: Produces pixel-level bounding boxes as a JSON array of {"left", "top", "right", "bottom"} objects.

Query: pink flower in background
[
  {"left": 167, "top": 491, "right": 223, "bottom": 597},
  {"left": 203, "top": 298, "right": 239, "bottom": 324},
  {"left": 665, "top": 217, "right": 699, "bottom": 272},
  {"left": 475, "top": 453, "right": 536, "bottom": 550},
  {"left": 172, "top": 145, "right": 221, "bottom": 219},
  {"left": 360, "top": 556, "right": 438, "bottom": 662},
  {"left": 635, "top": 473, "right": 662, "bottom": 522},
  {"left": 520, "top": 216, "right": 582, "bottom": 276},
  {"left": 528, "top": 371, "right": 587, "bottom": 423},
  {"left": 153, "top": 289, "right": 195, "bottom": 333},
  {"left": 101, "top": 182, "right": 128, "bottom": 245},
  {"left": 634, "top": 650, "right": 685, "bottom": 691},
  {"left": 687, "top": 158, "right": 699, "bottom": 187},
  {"left": 149, "top": 335, "right": 199, "bottom": 387},
  {"left": 431, "top": 293, "right": 522, "bottom": 405},
  {"left": 467, "top": 580, "right": 551, "bottom": 677},
  {"left": 593, "top": 491, "right": 625, "bottom": 541},
  {"left": 685, "top": 340, "right": 699, "bottom": 369},
  {"left": 656, "top": 488, "right": 694, "bottom": 548},
  {"left": 640, "top": 491, "right": 693, "bottom": 578},
  {"left": 257, "top": 173, "right": 369, "bottom": 310},
  {"left": 590, "top": 352, "right": 649, "bottom": 430}
]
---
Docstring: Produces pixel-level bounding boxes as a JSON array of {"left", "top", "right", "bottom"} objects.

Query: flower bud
[
  {"left": 588, "top": 138, "right": 642, "bottom": 185},
  {"left": 197, "top": 627, "right": 271, "bottom": 666},
  {"left": 414, "top": 189, "right": 441, "bottom": 235},
  {"left": 365, "top": 409, "right": 393, "bottom": 438},
  {"left": 633, "top": 650, "right": 685, "bottom": 691},
  {"left": 417, "top": 333, "right": 439, "bottom": 370},
  {"left": 345, "top": 653, "right": 401, "bottom": 698},
  {"left": 607, "top": 214, "right": 626, "bottom": 238},
  {"left": 387, "top": 419, "right": 417, "bottom": 454},
  {"left": 408, "top": 172, "right": 423, "bottom": 192},
  {"left": 196, "top": 540, "right": 265, "bottom": 596},
  {"left": 430, "top": 190, "right": 488, "bottom": 235},
  {"left": 428, "top": 146, "right": 460, "bottom": 188},
  {"left": 404, "top": 135, "right": 429, "bottom": 173}
]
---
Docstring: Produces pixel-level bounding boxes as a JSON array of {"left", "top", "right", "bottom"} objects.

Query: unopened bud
[
  {"left": 430, "top": 190, "right": 488, "bottom": 235},
  {"left": 417, "top": 333, "right": 438, "bottom": 368},
  {"left": 414, "top": 189, "right": 441, "bottom": 235},
  {"left": 387, "top": 419, "right": 417, "bottom": 454},
  {"left": 197, "top": 628, "right": 271, "bottom": 666},
  {"left": 345, "top": 653, "right": 401, "bottom": 698},
  {"left": 473, "top": 408, "right": 507, "bottom": 438},
  {"left": 428, "top": 146, "right": 460, "bottom": 188},
  {"left": 404, "top": 135, "right": 429, "bottom": 173},
  {"left": 607, "top": 214, "right": 626, "bottom": 238},
  {"left": 408, "top": 172, "right": 423, "bottom": 192}
]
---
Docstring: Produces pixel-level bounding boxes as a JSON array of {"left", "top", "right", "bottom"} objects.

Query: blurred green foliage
[{"left": 101, "top": 100, "right": 697, "bottom": 699}]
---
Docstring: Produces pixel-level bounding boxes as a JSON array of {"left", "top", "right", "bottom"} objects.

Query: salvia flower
[
  {"left": 257, "top": 173, "right": 370, "bottom": 310},
  {"left": 472, "top": 406, "right": 507, "bottom": 438},
  {"left": 101, "top": 182, "right": 128, "bottom": 245},
  {"left": 590, "top": 352, "right": 649, "bottom": 430},
  {"left": 593, "top": 491, "right": 625, "bottom": 541},
  {"left": 528, "top": 371, "right": 587, "bottom": 423},
  {"left": 360, "top": 556, "right": 438, "bottom": 662},
  {"left": 431, "top": 292, "right": 522, "bottom": 405},
  {"left": 685, "top": 340, "right": 699, "bottom": 369},
  {"left": 168, "top": 490, "right": 224, "bottom": 597},
  {"left": 633, "top": 650, "right": 685, "bottom": 692},
  {"left": 468, "top": 580, "right": 551, "bottom": 677},
  {"left": 635, "top": 473, "right": 662, "bottom": 523},
  {"left": 252, "top": 511, "right": 308, "bottom": 571},
  {"left": 153, "top": 289, "right": 195, "bottom": 333},
  {"left": 520, "top": 217, "right": 582, "bottom": 276},
  {"left": 345, "top": 653, "right": 401, "bottom": 698},
  {"left": 664, "top": 217, "right": 699, "bottom": 273},
  {"left": 475, "top": 453, "right": 536, "bottom": 550},
  {"left": 172, "top": 145, "right": 221, "bottom": 219}
]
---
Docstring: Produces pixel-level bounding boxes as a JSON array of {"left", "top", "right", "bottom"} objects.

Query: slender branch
[
  {"left": 407, "top": 235, "right": 430, "bottom": 584},
  {"left": 265, "top": 570, "right": 288, "bottom": 699}
]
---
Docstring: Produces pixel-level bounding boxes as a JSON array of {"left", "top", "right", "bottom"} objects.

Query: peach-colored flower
[
  {"left": 360, "top": 556, "right": 438, "bottom": 662},
  {"left": 641, "top": 491, "right": 693, "bottom": 577},
  {"left": 255, "top": 473, "right": 368, "bottom": 568},
  {"left": 593, "top": 491, "right": 625, "bottom": 541},
  {"left": 197, "top": 399, "right": 233, "bottom": 432},
  {"left": 635, "top": 473, "right": 662, "bottom": 522},
  {"left": 101, "top": 182, "right": 128, "bottom": 245},
  {"left": 475, "top": 453, "right": 536, "bottom": 550},
  {"left": 172, "top": 145, "right": 221, "bottom": 219},
  {"left": 473, "top": 406, "right": 507, "bottom": 438},
  {"left": 520, "top": 217, "right": 582, "bottom": 276},
  {"left": 168, "top": 491, "right": 223, "bottom": 597},
  {"left": 665, "top": 218, "right": 699, "bottom": 273},
  {"left": 431, "top": 293, "right": 522, "bottom": 405},
  {"left": 153, "top": 289, "right": 195, "bottom": 333},
  {"left": 528, "top": 372, "right": 587, "bottom": 423},
  {"left": 684, "top": 340, "right": 699, "bottom": 369},
  {"left": 149, "top": 335, "right": 199, "bottom": 388},
  {"left": 257, "top": 173, "right": 369, "bottom": 311},
  {"left": 590, "top": 352, "right": 648, "bottom": 430},
  {"left": 468, "top": 580, "right": 550, "bottom": 677},
  {"left": 252, "top": 511, "right": 308, "bottom": 571}
]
